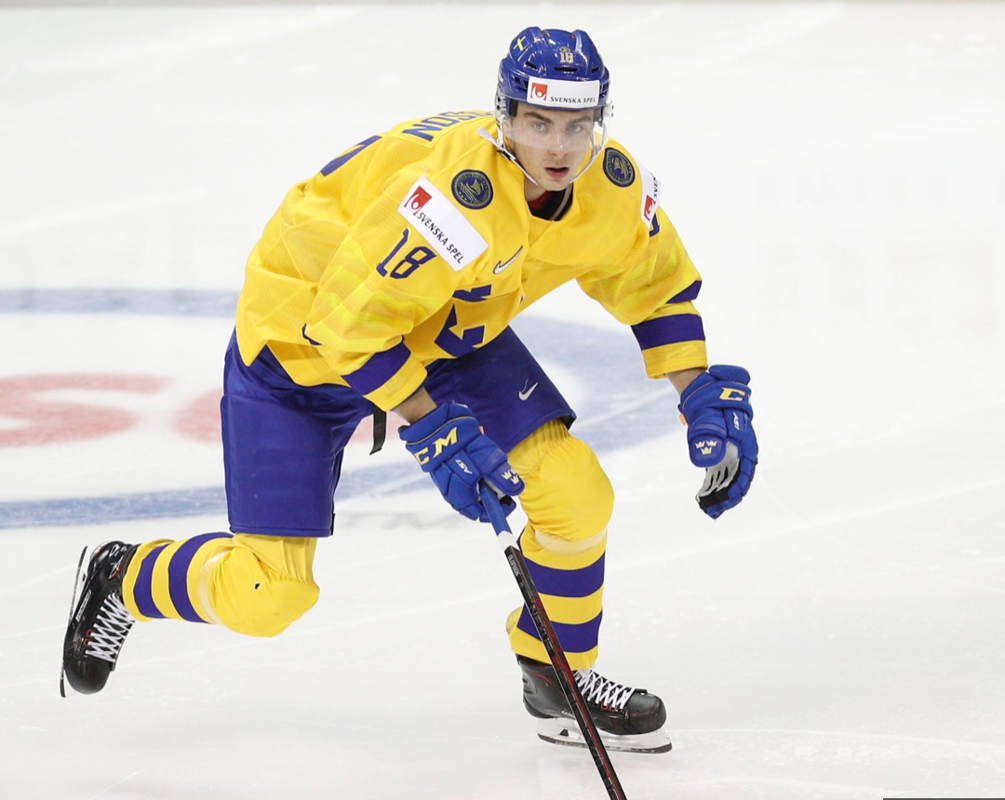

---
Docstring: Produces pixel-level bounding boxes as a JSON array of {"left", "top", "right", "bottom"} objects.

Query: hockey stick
[{"left": 480, "top": 485, "right": 629, "bottom": 800}]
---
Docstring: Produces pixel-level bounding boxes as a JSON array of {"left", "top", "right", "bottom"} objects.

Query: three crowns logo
[{"left": 694, "top": 440, "right": 718, "bottom": 456}]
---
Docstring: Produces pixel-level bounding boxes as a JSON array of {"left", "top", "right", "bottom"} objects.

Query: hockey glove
[
  {"left": 678, "top": 365, "right": 758, "bottom": 519},
  {"left": 400, "top": 401, "right": 524, "bottom": 522}
]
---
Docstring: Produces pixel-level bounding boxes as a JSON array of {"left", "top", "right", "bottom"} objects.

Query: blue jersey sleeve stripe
[
  {"left": 133, "top": 544, "right": 168, "bottom": 619},
  {"left": 342, "top": 342, "right": 412, "bottom": 396},
  {"left": 631, "top": 314, "right": 705, "bottom": 351},
  {"left": 517, "top": 608, "right": 604, "bottom": 652},
  {"left": 320, "top": 135, "right": 381, "bottom": 176},
  {"left": 666, "top": 280, "right": 702, "bottom": 304},
  {"left": 167, "top": 533, "right": 233, "bottom": 624},
  {"left": 523, "top": 553, "right": 605, "bottom": 598}
]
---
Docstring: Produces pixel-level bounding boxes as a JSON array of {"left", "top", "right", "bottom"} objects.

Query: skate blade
[
  {"left": 60, "top": 545, "right": 93, "bottom": 698},
  {"left": 536, "top": 717, "right": 673, "bottom": 754}
]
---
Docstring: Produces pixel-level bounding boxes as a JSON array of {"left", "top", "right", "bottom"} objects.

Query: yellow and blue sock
[
  {"left": 505, "top": 420, "right": 615, "bottom": 671},
  {"left": 122, "top": 533, "right": 319, "bottom": 638}
]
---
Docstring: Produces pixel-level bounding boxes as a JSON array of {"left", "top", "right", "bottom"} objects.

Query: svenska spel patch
[
  {"left": 525, "top": 78, "right": 600, "bottom": 109},
  {"left": 397, "top": 177, "right": 488, "bottom": 270},
  {"left": 638, "top": 162, "right": 661, "bottom": 226}
]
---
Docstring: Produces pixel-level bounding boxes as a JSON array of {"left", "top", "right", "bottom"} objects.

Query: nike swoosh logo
[
  {"left": 493, "top": 246, "right": 523, "bottom": 274},
  {"left": 518, "top": 381, "right": 538, "bottom": 401}
]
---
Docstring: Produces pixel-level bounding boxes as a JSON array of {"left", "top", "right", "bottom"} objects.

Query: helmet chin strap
[{"left": 477, "top": 125, "right": 607, "bottom": 188}]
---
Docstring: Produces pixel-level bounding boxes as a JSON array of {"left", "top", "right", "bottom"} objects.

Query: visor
[{"left": 497, "top": 104, "right": 611, "bottom": 184}]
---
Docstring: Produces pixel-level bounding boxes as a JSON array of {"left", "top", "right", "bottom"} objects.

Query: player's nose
[{"left": 542, "top": 130, "right": 573, "bottom": 152}]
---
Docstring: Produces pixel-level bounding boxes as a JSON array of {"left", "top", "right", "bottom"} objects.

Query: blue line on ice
[{"left": 0, "top": 289, "right": 675, "bottom": 529}]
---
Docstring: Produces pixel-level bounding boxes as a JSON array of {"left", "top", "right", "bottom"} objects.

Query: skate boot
[
  {"left": 60, "top": 541, "right": 138, "bottom": 697},
  {"left": 517, "top": 655, "right": 672, "bottom": 753}
]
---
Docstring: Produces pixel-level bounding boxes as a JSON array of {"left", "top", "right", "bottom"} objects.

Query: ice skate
[
  {"left": 517, "top": 655, "right": 672, "bottom": 753},
  {"left": 60, "top": 541, "right": 138, "bottom": 697}
]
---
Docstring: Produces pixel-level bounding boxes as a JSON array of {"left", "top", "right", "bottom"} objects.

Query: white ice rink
[{"left": 1, "top": 3, "right": 1004, "bottom": 798}]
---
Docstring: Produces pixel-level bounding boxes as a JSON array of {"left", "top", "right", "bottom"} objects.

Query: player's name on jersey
[{"left": 400, "top": 110, "right": 493, "bottom": 143}]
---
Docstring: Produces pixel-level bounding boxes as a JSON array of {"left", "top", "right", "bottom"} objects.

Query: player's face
[{"left": 505, "top": 104, "right": 596, "bottom": 192}]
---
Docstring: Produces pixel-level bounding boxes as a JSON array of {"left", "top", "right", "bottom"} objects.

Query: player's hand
[
  {"left": 677, "top": 365, "right": 758, "bottom": 519},
  {"left": 399, "top": 401, "right": 524, "bottom": 522}
]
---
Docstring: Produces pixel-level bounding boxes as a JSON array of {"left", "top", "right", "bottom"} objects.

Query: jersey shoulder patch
[
  {"left": 602, "top": 147, "right": 636, "bottom": 187},
  {"left": 601, "top": 141, "right": 661, "bottom": 228},
  {"left": 397, "top": 177, "right": 488, "bottom": 270},
  {"left": 451, "top": 169, "right": 494, "bottom": 210}
]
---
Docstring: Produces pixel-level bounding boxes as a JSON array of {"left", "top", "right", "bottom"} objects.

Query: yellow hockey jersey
[{"left": 236, "top": 110, "right": 707, "bottom": 412}]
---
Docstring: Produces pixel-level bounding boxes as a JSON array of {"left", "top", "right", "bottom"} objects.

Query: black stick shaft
[{"left": 481, "top": 489, "right": 628, "bottom": 800}]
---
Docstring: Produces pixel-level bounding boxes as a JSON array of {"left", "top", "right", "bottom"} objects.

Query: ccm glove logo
[
  {"left": 400, "top": 402, "right": 524, "bottom": 523},
  {"left": 411, "top": 426, "right": 459, "bottom": 465},
  {"left": 719, "top": 387, "right": 747, "bottom": 402}
]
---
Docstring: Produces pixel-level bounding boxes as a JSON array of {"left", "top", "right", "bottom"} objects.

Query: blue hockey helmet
[
  {"left": 496, "top": 27, "right": 612, "bottom": 119},
  {"left": 489, "top": 27, "right": 613, "bottom": 185}
]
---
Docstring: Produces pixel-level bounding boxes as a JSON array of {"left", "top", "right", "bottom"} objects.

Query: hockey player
[{"left": 61, "top": 27, "right": 757, "bottom": 754}]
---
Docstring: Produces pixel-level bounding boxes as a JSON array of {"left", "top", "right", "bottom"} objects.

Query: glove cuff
[
  {"left": 678, "top": 364, "right": 753, "bottom": 422},
  {"left": 399, "top": 401, "right": 471, "bottom": 443},
  {"left": 678, "top": 370, "right": 713, "bottom": 407},
  {"left": 707, "top": 364, "right": 750, "bottom": 384}
]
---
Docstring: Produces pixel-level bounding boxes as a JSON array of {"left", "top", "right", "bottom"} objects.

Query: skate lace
[
  {"left": 85, "top": 593, "right": 134, "bottom": 664},
  {"left": 575, "top": 668, "right": 635, "bottom": 711}
]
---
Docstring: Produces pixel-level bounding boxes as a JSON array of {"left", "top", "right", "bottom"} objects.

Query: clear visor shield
[{"left": 500, "top": 106, "right": 610, "bottom": 183}]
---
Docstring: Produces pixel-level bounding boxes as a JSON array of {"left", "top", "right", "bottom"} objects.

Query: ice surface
[{"left": 1, "top": 3, "right": 1003, "bottom": 799}]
